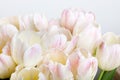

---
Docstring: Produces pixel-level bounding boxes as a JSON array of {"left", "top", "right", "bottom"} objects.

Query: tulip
[
  {"left": 96, "top": 32, "right": 120, "bottom": 71},
  {"left": 0, "top": 54, "right": 16, "bottom": 79},
  {"left": 66, "top": 48, "right": 98, "bottom": 80},
  {"left": 0, "top": 16, "right": 19, "bottom": 29},
  {"left": 18, "top": 14, "right": 48, "bottom": 31},
  {"left": 34, "top": 14, "right": 48, "bottom": 31},
  {"left": 0, "top": 24, "right": 18, "bottom": 51},
  {"left": 48, "top": 62, "right": 74, "bottom": 80},
  {"left": 77, "top": 23, "right": 102, "bottom": 55},
  {"left": 11, "top": 31, "right": 43, "bottom": 67},
  {"left": 41, "top": 27, "right": 72, "bottom": 50},
  {"left": 77, "top": 57, "right": 98, "bottom": 80},
  {"left": 61, "top": 8, "right": 95, "bottom": 32},
  {"left": 64, "top": 36, "right": 78, "bottom": 55},
  {"left": 10, "top": 66, "right": 39, "bottom": 80},
  {"left": 18, "top": 14, "right": 36, "bottom": 31}
]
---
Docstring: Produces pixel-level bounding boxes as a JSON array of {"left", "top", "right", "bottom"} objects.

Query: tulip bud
[
  {"left": 0, "top": 54, "right": 16, "bottom": 79},
  {"left": 66, "top": 49, "right": 98, "bottom": 80},
  {"left": 96, "top": 32, "right": 120, "bottom": 71},
  {"left": 18, "top": 14, "right": 48, "bottom": 31},
  {"left": 48, "top": 62, "right": 74, "bottom": 80},
  {"left": 64, "top": 36, "right": 78, "bottom": 55},
  {"left": 41, "top": 27, "right": 72, "bottom": 50},
  {"left": 77, "top": 57, "right": 98, "bottom": 80},
  {"left": 61, "top": 8, "right": 95, "bottom": 33},
  {"left": 60, "top": 8, "right": 82, "bottom": 32},
  {"left": 0, "top": 24, "right": 18, "bottom": 51},
  {"left": 34, "top": 14, "right": 48, "bottom": 31},
  {"left": 11, "top": 31, "right": 42, "bottom": 67},
  {"left": 77, "top": 23, "right": 102, "bottom": 55},
  {"left": 18, "top": 15, "right": 36, "bottom": 31},
  {"left": 10, "top": 67, "right": 39, "bottom": 80}
]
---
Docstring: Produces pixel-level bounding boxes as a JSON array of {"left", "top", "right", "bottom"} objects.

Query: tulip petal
[
  {"left": 48, "top": 62, "right": 74, "bottom": 80},
  {"left": 96, "top": 32, "right": 120, "bottom": 71},
  {"left": 77, "top": 23, "right": 101, "bottom": 54},
  {"left": 77, "top": 57, "right": 98, "bottom": 80},
  {"left": 11, "top": 67, "right": 39, "bottom": 80},
  {"left": 0, "top": 54, "right": 16, "bottom": 79},
  {"left": 34, "top": 14, "right": 48, "bottom": 31},
  {"left": 24, "top": 44, "right": 42, "bottom": 67}
]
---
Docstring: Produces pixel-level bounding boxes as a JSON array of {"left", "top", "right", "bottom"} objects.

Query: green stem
[{"left": 98, "top": 70, "right": 105, "bottom": 80}]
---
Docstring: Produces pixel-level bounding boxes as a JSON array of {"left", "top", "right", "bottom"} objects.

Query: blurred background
[{"left": 0, "top": 0, "right": 119, "bottom": 34}]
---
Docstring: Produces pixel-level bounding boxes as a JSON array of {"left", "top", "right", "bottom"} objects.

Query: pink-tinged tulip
[
  {"left": 23, "top": 44, "right": 42, "bottom": 67},
  {"left": 34, "top": 14, "right": 48, "bottom": 31},
  {"left": 64, "top": 36, "right": 78, "bottom": 55},
  {"left": 0, "top": 54, "right": 16, "bottom": 79},
  {"left": 18, "top": 14, "right": 48, "bottom": 31},
  {"left": 48, "top": 62, "right": 74, "bottom": 80},
  {"left": 61, "top": 8, "right": 95, "bottom": 32},
  {"left": 41, "top": 27, "right": 72, "bottom": 50},
  {"left": 77, "top": 23, "right": 102, "bottom": 55},
  {"left": 73, "top": 12, "right": 95, "bottom": 36},
  {"left": 10, "top": 66, "right": 39, "bottom": 80},
  {"left": 18, "top": 15, "right": 36, "bottom": 31},
  {"left": 96, "top": 32, "right": 120, "bottom": 71},
  {"left": 66, "top": 49, "right": 98, "bottom": 80},
  {"left": 11, "top": 31, "right": 43, "bottom": 67},
  {"left": 0, "top": 24, "right": 18, "bottom": 51},
  {"left": 77, "top": 57, "right": 98, "bottom": 80}
]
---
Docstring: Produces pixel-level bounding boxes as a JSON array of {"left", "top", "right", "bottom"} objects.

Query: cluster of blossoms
[{"left": 0, "top": 8, "right": 120, "bottom": 80}]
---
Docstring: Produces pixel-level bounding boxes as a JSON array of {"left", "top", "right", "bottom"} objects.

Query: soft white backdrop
[{"left": 0, "top": 0, "right": 119, "bottom": 34}]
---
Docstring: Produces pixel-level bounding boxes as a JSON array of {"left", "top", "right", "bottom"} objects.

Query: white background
[{"left": 0, "top": 0, "right": 119, "bottom": 34}]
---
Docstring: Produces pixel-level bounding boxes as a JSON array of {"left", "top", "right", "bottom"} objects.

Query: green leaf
[{"left": 100, "top": 69, "right": 116, "bottom": 80}]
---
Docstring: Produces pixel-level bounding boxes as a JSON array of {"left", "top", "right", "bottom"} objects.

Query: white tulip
[
  {"left": 18, "top": 14, "right": 48, "bottom": 31},
  {"left": 11, "top": 31, "right": 43, "bottom": 67},
  {"left": 48, "top": 62, "right": 74, "bottom": 80},
  {"left": 61, "top": 8, "right": 95, "bottom": 33},
  {"left": 34, "top": 14, "right": 48, "bottom": 31},
  {"left": 66, "top": 48, "right": 98, "bottom": 80},
  {"left": 0, "top": 24, "right": 18, "bottom": 51},
  {"left": 0, "top": 54, "right": 16, "bottom": 79},
  {"left": 96, "top": 32, "right": 120, "bottom": 71},
  {"left": 41, "top": 27, "right": 72, "bottom": 50},
  {"left": 10, "top": 66, "right": 39, "bottom": 80},
  {"left": 77, "top": 23, "right": 102, "bottom": 55}
]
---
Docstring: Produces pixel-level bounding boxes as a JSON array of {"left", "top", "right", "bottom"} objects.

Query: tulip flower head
[{"left": 96, "top": 32, "right": 120, "bottom": 71}]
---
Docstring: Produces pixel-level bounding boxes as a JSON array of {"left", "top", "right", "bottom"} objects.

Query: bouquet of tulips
[{"left": 0, "top": 8, "right": 120, "bottom": 80}]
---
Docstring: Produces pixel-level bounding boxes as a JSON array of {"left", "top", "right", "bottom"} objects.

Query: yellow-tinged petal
[
  {"left": 0, "top": 54, "right": 16, "bottom": 79},
  {"left": 46, "top": 49, "right": 67, "bottom": 65},
  {"left": 0, "top": 24, "right": 18, "bottom": 52},
  {"left": 11, "top": 30, "right": 42, "bottom": 65},
  {"left": 10, "top": 67, "right": 39, "bottom": 80}
]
